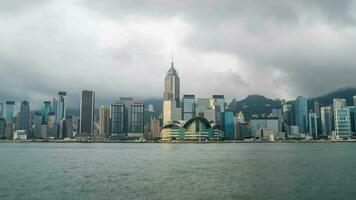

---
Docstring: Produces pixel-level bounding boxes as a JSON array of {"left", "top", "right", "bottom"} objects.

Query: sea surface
[{"left": 1, "top": 143, "right": 356, "bottom": 200}]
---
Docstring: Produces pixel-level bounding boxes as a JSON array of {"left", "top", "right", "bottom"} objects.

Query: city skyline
[{"left": 2, "top": 1, "right": 356, "bottom": 109}]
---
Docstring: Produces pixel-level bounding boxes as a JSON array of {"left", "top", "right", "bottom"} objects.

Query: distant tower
[
  {"left": 42, "top": 101, "right": 52, "bottom": 124},
  {"left": 163, "top": 61, "right": 180, "bottom": 107},
  {"left": 5, "top": 101, "right": 15, "bottom": 124},
  {"left": 163, "top": 61, "right": 182, "bottom": 124},
  {"left": 80, "top": 90, "right": 95, "bottom": 135},
  {"left": 19, "top": 100, "right": 31, "bottom": 134},
  {"left": 57, "top": 92, "right": 67, "bottom": 122},
  {"left": 0, "top": 102, "right": 3, "bottom": 118},
  {"left": 295, "top": 96, "right": 308, "bottom": 133}
]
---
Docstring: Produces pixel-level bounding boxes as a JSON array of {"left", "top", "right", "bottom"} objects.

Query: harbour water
[{"left": 1, "top": 143, "right": 356, "bottom": 200}]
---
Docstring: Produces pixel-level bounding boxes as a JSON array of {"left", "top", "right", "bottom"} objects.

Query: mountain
[
  {"left": 228, "top": 95, "right": 282, "bottom": 121},
  {"left": 311, "top": 87, "right": 356, "bottom": 107}
]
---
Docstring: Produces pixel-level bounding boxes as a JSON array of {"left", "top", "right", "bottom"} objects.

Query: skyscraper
[
  {"left": 163, "top": 62, "right": 181, "bottom": 124},
  {"left": 320, "top": 106, "right": 332, "bottom": 136},
  {"left": 224, "top": 111, "right": 234, "bottom": 139},
  {"left": 33, "top": 112, "right": 42, "bottom": 138},
  {"left": 42, "top": 101, "right": 51, "bottom": 124},
  {"left": 80, "top": 90, "right": 95, "bottom": 135},
  {"left": 5, "top": 101, "right": 15, "bottom": 124},
  {"left": 0, "top": 102, "right": 3, "bottom": 118},
  {"left": 52, "top": 98, "right": 58, "bottom": 114},
  {"left": 353, "top": 95, "right": 356, "bottom": 132},
  {"left": 19, "top": 100, "right": 30, "bottom": 135},
  {"left": 57, "top": 92, "right": 67, "bottom": 122},
  {"left": 295, "top": 96, "right": 308, "bottom": 134},
  {"left": 196, "top": 98, "right": 210, "bottom": 117},
  {"left": 130, "top": 101, "right": 144, "bottom": 137},
  {"left": 0, "top": 118, "right": 5, "bottom": 138},
  {"left": 309, "top": 113, "right": 318, "bottom": 139},
  {"left": 182, "top": 95, "right": 196, "bottom": 121},
  {"left": 210, "top": 95, "right": 225, "bottom": 128},
  {"left": 110, "top": 103, "right": 126, "bottom": 138},
  {"left": 163, "top": 61, "right": 180, "bottom": 105},
  {"left": 333, "top": 99, "right": 351, "bottom": 137},
  {"left": 47, "top": 112, "right": 57, "bottom": 138},
  {"left": 99, "top": 106, "right": 110, "bottom": 136}
]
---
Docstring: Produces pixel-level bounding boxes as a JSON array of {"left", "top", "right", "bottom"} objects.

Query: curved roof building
[{"left": 161, "top": 117, "right": 223, "bottom": 141}]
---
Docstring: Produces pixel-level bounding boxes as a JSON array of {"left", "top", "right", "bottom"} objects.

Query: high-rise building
[
  {"left": 33, "top": 112, "right": 42, "bottom": 138},
  {"left": 80, "top": 90, "right": 95, "bottom": 135},
  {"left": 0, "top": 102, "right": 3, "bottom": 118},
  {"left": 314, "top": 101, "right": 321, "bottom": 118},
  {"left": 333, "top": 99, "right": 346, "bottom": 110},
  {"left": 320, "top": 106, "right": 332, "bottom": 136},
  {"left": 196, "top": 98, "right": 210, "bottom": 117},
  {"left": 295, "top": 96, "right": 308, "bottom": 133},
  {"left": 348, "top": 106, "right": 356, "bottom": 133},
  {"left": 353, "top": 95, "right": 356, "bottom": 132},
  {"left": 210, "top": 95, "right": 225, "bottom": 128},
  {"left": 163, "top": 62, "right": 181, "bottom": 124},
  {"left": 110, "top": 103, "right": 126, "bottom": 138},
  {"left": 272, "top": 108, "right": 283, "bottom": 132},
  {"left": 118, "top": 97, "right": 134, "bottom": 132},
  {"left": 309, "top": 113, "right": 318, "bottom": 139},
  {"left": 19, "top": 100, "right": 31, "bottom": 135},
  {"left": 42, "top": 101, "right": 51, "bottom": 124},
  {"left": 99, "top": 106, "right": 110, "bottom": 136},
  {"left": 62, "top": 115, "right": 73, "bottom": 138},
  {"left": 163, "top": 62, "right": 180, "bottom": 106},
  {"left": 0, "top": 118, "right": 5, "bottom": 138},
  {"left": 224, "top": 111, "right": 234, "bottom": 139},
  {"left": 5, "top": 101, "right": 15, "bottom": 124},
  {"left": 130, "top": 101, "right": 144, "bottom": 137},
  {"left": 47, "top": 112, "right": 57, "bottom": 138},
  {"left": 52, "top": 98, "right": 58, "bottom": 114},
  {"left": 182, "top": 95, "right": 196, "bottom": 121},
  {"left": 250, "top": 118, "right": 279, "bottom": 137},
  {"left": 150, "top": 117, "right": 160, "bottom": 138},
  {"left": 57, "top": 92, "right": 67, "bottom": 122},
  {"left": 333, "top": 99, "right": 351, "bottom": 137}
]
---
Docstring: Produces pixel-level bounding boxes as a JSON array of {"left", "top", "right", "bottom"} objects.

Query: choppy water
[{"left": 1, "top": 143, "right": 356, "bottom": 200}]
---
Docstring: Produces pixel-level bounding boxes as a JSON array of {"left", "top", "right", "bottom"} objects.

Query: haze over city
[{"left": 2, "top": 0, "right": 356, "bottom": 109}]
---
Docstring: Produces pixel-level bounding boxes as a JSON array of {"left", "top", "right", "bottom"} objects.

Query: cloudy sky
[{"left": 1, "top": 0, "right": 356, "bottom": 109}]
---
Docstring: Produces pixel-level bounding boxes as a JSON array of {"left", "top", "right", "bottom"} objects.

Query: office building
[
  {"left": 62, "top": 115, "right": 73, "bottom": 138},
  {"left": 110, "top": 103, "right": 126, "bottom": 138},
  {"left": 42, "top": 101, "right": 51, "bottom": 124},
  {"left": 182, "top": 95, "right": 196, "bottom": 121},
  {"left": 295, "top": 96, "right": 308, "bottom": 133},
  {"left": 314, "top": 101, "right": 321, "bottom": 117},
  {"left": 309, "top": 113, "right": 318, "bottom": 139},
  {"left": 250, "top": 118, "right": 279, "bottom": 137},
  {"left": 224, "top": 111, "right": 234, "bottom": 139},
  {"left": 0, "top": 102, "right": 3, "bottom": 118},
  {"left": 0, "top": 118, "right": 5, "bottom": 138},
  {"left": 196, "top": 98, "right": 210, "bottom": 117},
  {"left": 163, "top": 62, "right": 181, "bottom": 124},
  {"left": 210, "top": 95, "right": 225, "bottom": 127},
  {"left": 5, "top": 101, "right": 15, "bottom": 124},
  {"left": 150, "top": 117, "right": 160, "bottom": 138},
  {"left": 99, "top": 106, "right": 110, "bottom": 136},
  {"left": 80, "top": 90, "right": 95, "bottom": 135},
  {"left": 19, "top": 100, "right": 31, "bottom": 135},
  {"left": 57, "top": 92, "right": 67, "bottom": 122},
  {"left": 130, "top": 101, "right": 144, "bottom": 137},
  {"left": 333, "top": 99, "right": 351, "bottom": 136},
  {"left": 235, "top": 122, "right": 251, "bottom": 139},
  {"left": 349, "top": 106, "right": 356, "bottom": 133},
  {"left": 33, "top": 112, "right": 42, "bottom": 138},
  {"left": 47, "top": 112, "right": 57, "bottom": 138},
  {"left": 272, "top": 108, "right": 283, "bottom": 132},
  {"left": 320, "top": 106, "right": 332, "bottom": 136}
]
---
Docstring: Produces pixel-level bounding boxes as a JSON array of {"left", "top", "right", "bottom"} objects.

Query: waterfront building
[
  {"left": 5, "top": 123, "right": 13, "bottom": 139},
  {"left": 99, "top": 106, "right": 110, "bottom": 137},
  {"left": 354, "top": 96, "right": 356, "bottom": 132},
  {"left": 309, "top": 113, "right": 318, "bottom": 139},
  {"left": 163, "top": 62, "right": 181, "bottom": 124},
  {"left": 150, "top": 117, "right": 160, "bottom": 138},
  {"left": 0, "top": 102, "right": 3, "bottom": 118},
  {"left": 320, "top": 106, "right": 332, "bottom": 136},
  {"left": 110, "top": 103, "right": 126, "bottom": 138},
  {"left": 196, "top": 98, "right": 210, "bottom": 117},
  {"left": 33, "top": 112, "right": 42, "bottom": 138},
  {"left": 19, "top": 100, "right": 30, "bottom": 135},
  {"left": 210, "top": 95, "right": 225, "bottom": 128},
  {"left": 250, "top": 118, "right": 279, "bottom": 137},
  {"left": 47, "top": 112, "right": 57, "bottom": 138},
  {"left": 295, "top": 96, "right": 308, "bottom": 134},
  {"left": 80, "top": 90, "right": 95, "bottom": 135},
  {"left": 224, "top": 111, "right": 234, "bottom": 139},
  {"left": 348, "top": 106, "right": 356, "bottom": 133},
  {"left": 204, "top": 109, "right": 216, "bottom": 123},
  {"left": 56, "top": 92, "right": 67, "bottom": 122},
  {"left": 182, "top": 95, "right": 196, "bottom": 121},
  {"left": 42, "top": 101, "right": 51, "bottom": 124},
  {"left": 0, "top": 118, "right": 5, "bottom": 138},
  {"left": 129, "top": 101, "right": 144, "bottom": 137},
  {"left": 161, "top": 117, "right": 223, "bottom": 141},
  {"left": 13, "top": 130, "right": 27, "bottom": 140},
  {"left": 333, "top": 99, "right": 351, "bottom": 137},
  {"left": 272, "top": 108, "right": 283, "bottom": 132},
  {"left": 235, "top": 122, "right": 251, "bottom": 139},
  {"left": 62, "top": 115, "right": 73, "bottom": 138},
  {"left": 5, "top": 101, "right": 15, "bottom": 124},
  {"left": 314, "top": 101, "right": 321, "bottom": 117}
]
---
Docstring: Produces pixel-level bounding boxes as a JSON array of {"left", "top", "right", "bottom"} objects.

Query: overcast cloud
[{"left": 1, "top": 0, "right": 356, "bottom": 109}]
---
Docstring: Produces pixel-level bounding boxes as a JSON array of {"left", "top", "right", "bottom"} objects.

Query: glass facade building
[
  {"left": 224, "top": 111, "right": 234, "bottom": 139},
  {"left": 19, "top": 100, "right": 30, "bottom": 134},
  {"left": 131, "top": 102, "right": 144, "bottom": 134},
  {"left": 80, "top": 90, "right": 95, "bottom": 135},
  {"left": 111, "top": 103, "right": 126, "bottom": 138},
  {"left": 42, "top": 101, "right": 51, "bottom": 124},
  {"left": 5, "top": 101, "right": 15, "bottom": 124},
  {"left": 57, "top": 92, "right": 67, "bottom": 122},
  {"left": 295, "top": 96, "right": 308, "bottom": 134},
  {"left": 182, "top": 95, "right": 196, "bottom": 121},
  {"left": 320, "top": 106, "right": 332, "bottom": 136}
]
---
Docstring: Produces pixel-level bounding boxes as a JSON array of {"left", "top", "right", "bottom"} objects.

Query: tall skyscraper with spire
[{"left": 163, "top": 61, "right": 182, "bottom": 125}]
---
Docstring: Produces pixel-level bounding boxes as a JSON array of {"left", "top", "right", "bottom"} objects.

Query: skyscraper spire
[{"left": 171, "top": 52, "right": 174, "bottom": 67}]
